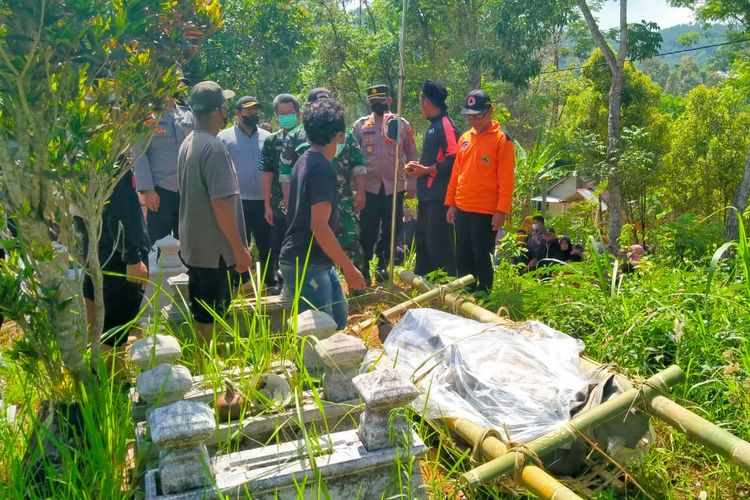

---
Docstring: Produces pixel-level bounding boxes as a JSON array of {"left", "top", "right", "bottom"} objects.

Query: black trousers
[
  {"left": 359, "top": 185, "right": 404, "bottom": 281},
  {"left": 268, "top": 208, "right": 287, "bottom": 287},
  {"left": 415, "top": 200, "right": 456, "bottom": 277},
  {"left": 454, "top": 209, "right": 496, "bottom": 293},
  {"left": 241, "top": 199, "right": 274, "bottom": 286},
  {"left": 146, "top": 186, "right": 180, "bottom": 244}
]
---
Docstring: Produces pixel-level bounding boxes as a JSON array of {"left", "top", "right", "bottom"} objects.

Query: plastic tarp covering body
[{"left": 383, "top": 308, "right": 590, "bottom": 443}]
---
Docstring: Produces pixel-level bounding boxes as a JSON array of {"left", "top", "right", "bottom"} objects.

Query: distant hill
[{"left": 656, "top": 23, "right": 727, "bottom": 66}]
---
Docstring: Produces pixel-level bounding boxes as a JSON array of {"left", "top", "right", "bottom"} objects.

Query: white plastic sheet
[{"left": 383, "top": 309, "right": 590, "bottom": 442}]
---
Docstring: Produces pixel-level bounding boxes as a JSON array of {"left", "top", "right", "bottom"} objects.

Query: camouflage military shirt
[
  {"left": 259, "top": 128, "right": 288, "bottom": 213},
  {"left": 289, "top": 128, "right": 367, "bottom": 266}
]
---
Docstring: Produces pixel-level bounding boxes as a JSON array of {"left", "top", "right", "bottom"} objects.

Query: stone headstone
[
  {"left": 130, "top": 334, "right": 182, "bottom": 370},
  {"left": 353, "top": 369, "right": 419, "bottom": 451},
  {"left": 291, "top": 310, "right": 337, "bottom": 376},
  {"left": 148, "top": 400, "right": 216, "bottom": 449},
  {"left": 155, "top": 235, "right": 184, "bottom": 270},
  {"left": 136, "top": 364, "right": 192, "bottom": 406},
  {"left": 148, "top": 401, "right": 216, "bottom": 494},
  {"left": 292, "top": 309, "right": 337, "bottom": 338},
  {"left": 315, "top": 333, "right": 367, "bottom": 403}
]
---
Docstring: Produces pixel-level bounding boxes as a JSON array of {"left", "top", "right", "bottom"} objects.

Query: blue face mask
[
  {"left": 277, "top": 113, "right": 298, "bottom": 130},
  {"left": 335, "top": 141, "right": 345, "bottom": 157}
]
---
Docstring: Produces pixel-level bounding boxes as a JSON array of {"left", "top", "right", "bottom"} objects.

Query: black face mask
[
  {"left": 242, "top": 115, "right": 259, "bottom": 128},
  {"left": 370, "top": 102, "right": 389, "bottom": 116}
]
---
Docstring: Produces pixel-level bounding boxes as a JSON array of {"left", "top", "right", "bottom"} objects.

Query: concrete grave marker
[
  {"left": 148, "top": 400, "right": 216, "bottom": 494},
  {"left": 291, "top": 310, "right": 337, "bottom": 375},
  {"left": 130, "top": 334, "right": 182, "bottom": 370},
  {"left": 353, "top": 369, "right": 419, "bottom": 451},
  {"left": 136, "top": 364, "right": 192, "bottom": 407},
  {"left": 315, "top": 333, "right": 367, "bottom": 403}
]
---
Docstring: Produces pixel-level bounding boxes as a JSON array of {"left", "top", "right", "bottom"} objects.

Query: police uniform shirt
[{"left": 352, "top": 113, "right": 418, "bottom": 196}]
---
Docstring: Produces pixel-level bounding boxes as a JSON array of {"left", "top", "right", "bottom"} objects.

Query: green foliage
[
  {"left": 196, "top": 0, "right": 314, "bottom": 109},
  {"left": 660, "top": 79, "right": 750, "bottom": 217},
  {"left": 607, "top": 21, "right": 663, "bottom": 61},
  {"left": 486, "top": 218, "right": 750, "bottom": 495},
  {"left": 648, "top": 213, "right": 724, "bottom": 263},
  {"left": 0, "top": 0, "right": 222, "bottom": 380}
]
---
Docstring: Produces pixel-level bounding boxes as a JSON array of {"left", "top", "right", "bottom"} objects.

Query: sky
[{"left": 598, "top": 0, "right": 695, "bottom": 29}]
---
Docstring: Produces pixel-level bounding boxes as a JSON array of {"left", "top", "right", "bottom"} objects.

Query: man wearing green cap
[{"left": 178, "top": 80, "right": 252, "bottom": 347}]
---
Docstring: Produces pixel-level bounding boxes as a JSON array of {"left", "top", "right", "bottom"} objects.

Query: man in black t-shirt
[{"left": 279, "top": 98, "right": 366, "bottom": 329}]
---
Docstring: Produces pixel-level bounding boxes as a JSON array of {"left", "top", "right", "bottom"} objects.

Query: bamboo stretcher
[{"left": 390, "top": 268, "right": 750, "bottom": 498}]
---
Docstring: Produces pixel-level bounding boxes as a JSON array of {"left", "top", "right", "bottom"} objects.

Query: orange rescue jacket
[{"left": 444, "top": 120, "right": 515, "bottom": 216}]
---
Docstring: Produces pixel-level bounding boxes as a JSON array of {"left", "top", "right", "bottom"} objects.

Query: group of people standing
[{"left": 88, "top": 77, "right": 516, "bottom": 366}]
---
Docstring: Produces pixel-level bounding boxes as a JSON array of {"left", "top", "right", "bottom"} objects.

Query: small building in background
[{"left": 532, "top": 175, "right": 608, "bottom": 217}]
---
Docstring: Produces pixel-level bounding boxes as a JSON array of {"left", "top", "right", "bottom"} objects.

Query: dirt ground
[{"left": 0, "top": 319, "right": 22, "bottom": 350}]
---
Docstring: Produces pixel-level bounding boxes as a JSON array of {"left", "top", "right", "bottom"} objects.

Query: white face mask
[{"left": 532, "top": 223, "right": 539, "bottom": 230}]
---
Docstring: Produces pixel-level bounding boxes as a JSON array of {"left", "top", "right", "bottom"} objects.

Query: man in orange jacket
[{"left": 445, "top": 90, "right": 515, "bottom": 293}]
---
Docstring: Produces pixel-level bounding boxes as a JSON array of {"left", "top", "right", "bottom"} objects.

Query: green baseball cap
[{"left": 189, "top": 80, "right": 235, "bottom": 113}]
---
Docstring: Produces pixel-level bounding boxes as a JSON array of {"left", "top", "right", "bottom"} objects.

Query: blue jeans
[{"left": 279, "top": 262, "right": 348, "bottom": 329}]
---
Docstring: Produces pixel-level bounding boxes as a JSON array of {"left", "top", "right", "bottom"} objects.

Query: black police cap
[
  {"left": 421, "top": 80, "right": 448, "bottom": 105},
  {"left": 366, "top": 84, "right": 389, "bottom": 100}
]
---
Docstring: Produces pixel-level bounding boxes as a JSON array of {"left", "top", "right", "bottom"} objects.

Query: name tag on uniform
[
  {"left": 155, "top": 126, "right": 167, "bottom": 136},
  {"left": 363, "top": 130, "right": 377, "bottom": 135},
  {"left": 481, "top": 154, "right": 490, "bottom": 165}
]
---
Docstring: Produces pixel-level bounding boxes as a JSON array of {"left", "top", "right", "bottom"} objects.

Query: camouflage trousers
[{"left": 337, "top": 195, "right": 364, "bottom": 269}]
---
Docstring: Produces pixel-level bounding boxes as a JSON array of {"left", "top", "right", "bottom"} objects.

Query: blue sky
[{"left": 598, "top": 0, "right": 695, "bottom": 29}]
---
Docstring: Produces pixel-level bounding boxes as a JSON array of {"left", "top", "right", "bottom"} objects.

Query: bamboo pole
[
  {"left": 350, "top": 274, "right": 475, "bottom": 335},
  {"left": 387, "top": 0, "right": 409, "bottom": 283},
  {"left": 461, "top": 365, "right": 685, "bottom": 486},
  {"left": 444, "top": 417, "right": 583, "bottom": 500},
  {"left": 645, "top": 395, "right": 750, "bottom": 473},
  {"left": 397, "top": 268, "right": 515, "bottom": 326}
]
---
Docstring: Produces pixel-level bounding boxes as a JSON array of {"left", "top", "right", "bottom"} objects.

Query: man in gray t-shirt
[{"left": 178, "top": 80, "right": 252, "bottom": 347}]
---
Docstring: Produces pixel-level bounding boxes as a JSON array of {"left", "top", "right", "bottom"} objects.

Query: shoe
[{"left": 374, "top": 268, "right": 390, "bottom": 283}]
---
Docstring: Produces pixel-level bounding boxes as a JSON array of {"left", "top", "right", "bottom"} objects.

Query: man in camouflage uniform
[
  {"left": 261, "top": 93, "right": 302, "bottom": 289},
  {"left": 280, "top": 88, "right": 367, "bottom": 280}
]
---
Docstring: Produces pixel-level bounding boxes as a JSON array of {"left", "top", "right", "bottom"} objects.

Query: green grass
[
  {"left": 4, "top": 214, "right": 750, "bottom": 498},
  {"left": 480, "top": 219, "right": 750, "bottom": 498}
]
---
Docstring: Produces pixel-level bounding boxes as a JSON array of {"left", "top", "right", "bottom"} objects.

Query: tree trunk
[
  {"left": 468, "top": 63, "right": 481, "bottom": 89},
  {"left": 19, "top": 217, "right": 89, "bottom": 383},
  {"left": 578, "top": 0, "right": 628, "bottom": 248},
  {"left": 606, "top": 67, "right": 625, "bottom": 247},
  {"left": 724, "top": 144, "right": 750, "bottom": 242}
]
